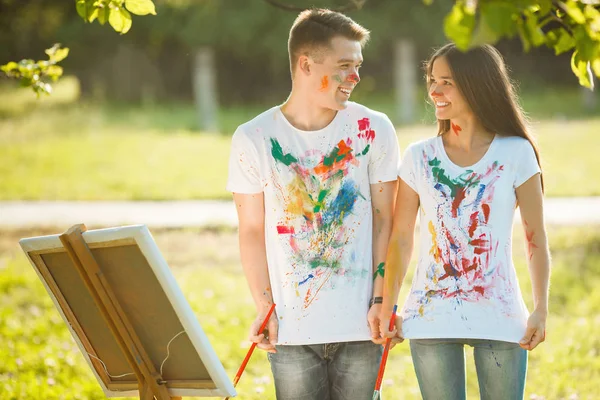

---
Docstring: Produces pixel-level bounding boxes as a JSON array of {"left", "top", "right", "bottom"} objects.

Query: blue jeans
[
  {"left": 267, "top": 341, "right": 383, "bottom": 400},
  {"left": 410, "top": 339, "right": 528, "bottom": 400}
]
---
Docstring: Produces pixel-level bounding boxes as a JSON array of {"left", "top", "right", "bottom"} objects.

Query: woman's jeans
[
  {"left": 267, "top": 341, "right": 382, "bottom": 400},
  {"left": 410, "top": 338, "right": 528, "bottom": 400}
]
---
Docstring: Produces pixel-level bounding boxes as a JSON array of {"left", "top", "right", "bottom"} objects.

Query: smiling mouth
[
  {"left": 338, "top": 87, "right": 352, "bottom": 96},
  {"left": 435, "top": 101, "right": 450, "bottom": 107}
]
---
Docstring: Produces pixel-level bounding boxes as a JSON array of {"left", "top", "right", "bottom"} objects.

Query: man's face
[{"left": 309, "top": 36, "right": 363, "bottom": 111}]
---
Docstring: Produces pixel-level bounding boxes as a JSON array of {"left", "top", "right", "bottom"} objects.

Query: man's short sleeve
[
  {"left": 368, "top": 115, "right": 401, "bottom": 184},
  {"left": 226, "top": 128, "right": 263, "bottom": 193},
  {"left": 398, "top": 144, "right": 418, "bottom": 192}
]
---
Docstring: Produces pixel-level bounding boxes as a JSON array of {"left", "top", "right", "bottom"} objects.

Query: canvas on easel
[{"left": 19, "top": 224, "right": 236, "bottom": 399}]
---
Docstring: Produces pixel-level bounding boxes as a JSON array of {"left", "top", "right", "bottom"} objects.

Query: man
[{"left": 226, "top": 8, "right": 400, "bottom": 399}]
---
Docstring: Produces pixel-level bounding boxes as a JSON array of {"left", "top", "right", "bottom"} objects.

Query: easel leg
[{"left": 139, "top": 381, "right": 154, "bottom": 400}]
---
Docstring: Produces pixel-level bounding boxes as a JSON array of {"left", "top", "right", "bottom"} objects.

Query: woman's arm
[
  {"left": 376, "top": 178, "right": 419, "bottom": 343},
  {"left": 516, "top": 173, "right": 551, "bottom": 351}
]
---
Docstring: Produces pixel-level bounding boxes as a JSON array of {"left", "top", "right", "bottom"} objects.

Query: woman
[{"left": 377, "top": 44, "right": 551, "bottom": 399}]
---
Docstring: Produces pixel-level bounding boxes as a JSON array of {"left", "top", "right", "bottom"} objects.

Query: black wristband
[{"left": 369, "top": 296, "right": 383, "bottom": 307}]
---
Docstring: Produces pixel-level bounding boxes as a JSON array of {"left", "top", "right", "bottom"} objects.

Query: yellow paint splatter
[{"left": 428, "top": 221, "right": 441, "bottom": 263}]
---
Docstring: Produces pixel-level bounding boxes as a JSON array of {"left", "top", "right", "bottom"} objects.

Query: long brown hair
[{"left": 425, "top": 43, "right": 543, "bottom": 189}]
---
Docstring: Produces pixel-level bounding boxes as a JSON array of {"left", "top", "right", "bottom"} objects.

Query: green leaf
[
  {"left": 87, "top": 7, "right": 99, "bottom": 23},
  {"left": 563, "top": 0, "right": 586, "bottom": 24},
  {"left": 49, "top": 48, "right": 70, "bottom": 63},
  {"left": 574, "top": 26, "right": 600, "bottom": 60},
  {"left": 76, "top": 0, "right": 88, "bottom": 19},
  {"left": 109, "top": 7, "right": 132, "bottom": 34},
  {"left": 480, "top": 2, "right": 518, "bottom": 37},
  {"left": 472, "top": 2, "right": 518, "bottom": 46},
  {"left": 97, "top": 7, "right": 109, "bottom": 24},
  {"left": 444, "top": 3, "right": 475, "bottom": 51},
  {"left": 592, "top": 58, "right": 600, "bottom": 77},
  {"left": 554, "top": 28, "right": 576, "bottom": 55},
  {"left": 125, "top": 0, "right": 156, "bottom": 16},
  {"left": 537, "top": 0, "right": 553, "bottom": 15},
  {"left": 46, "top": 65, "right": 64, "bottom": 81},
  {"left": 0, "top": 61, "right": 18, "bottom": 73},
  {"left": 571, "top": 50, "right": 593, "bottom": 88},
  {"left": 524, "top": 12, "right": 546, "bottom": 46}
]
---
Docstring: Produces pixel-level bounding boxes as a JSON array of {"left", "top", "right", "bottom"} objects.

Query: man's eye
[{"left": 340, "top": 64, "right": 349, "bottom": 69}]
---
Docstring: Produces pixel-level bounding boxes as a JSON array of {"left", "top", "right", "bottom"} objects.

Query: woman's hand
[{"left": 519, "top": 308, "right": 547, "bottom": 351}]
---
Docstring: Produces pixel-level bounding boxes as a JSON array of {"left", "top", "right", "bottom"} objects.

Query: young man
[{"left": 226, "top": 8, "right": 400, "bottom": 399}]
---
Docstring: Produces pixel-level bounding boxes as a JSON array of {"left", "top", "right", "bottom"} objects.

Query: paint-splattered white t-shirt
[
  {"left": 399, "top": 134, "right": 541, "bottom": 343},
  {"left": 227, "top": 102, "right": 400, "bottom": 345}
]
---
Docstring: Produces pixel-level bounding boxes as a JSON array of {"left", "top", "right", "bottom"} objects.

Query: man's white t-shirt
[
  {"left": 399, "top": 134, "right": 541, "bottom": 343},
  {"left": 227, "top": 102, "right": 400, "bottom": 345}
]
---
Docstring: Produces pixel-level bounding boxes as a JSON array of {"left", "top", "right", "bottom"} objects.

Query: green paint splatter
[
  {"left": 271, "top": 138, "right": 298, "bottom": 166},
  {"left": 428, "top": 157, "right": 481, "bottom": 197},
  {"left": 333, "top": 75, "right": 343, "bottom": 83},
  {"left": 373, "top": 262, "right": 385, "bottom": 281}
]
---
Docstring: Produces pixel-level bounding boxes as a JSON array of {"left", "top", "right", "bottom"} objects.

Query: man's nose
[{"left": 347, "top": 72, "right": 360, "bottom": 84}]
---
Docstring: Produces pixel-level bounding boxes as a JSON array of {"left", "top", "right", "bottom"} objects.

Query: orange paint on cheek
[{"left": 319, "top": 76, "right": 329, "bottom": 91}]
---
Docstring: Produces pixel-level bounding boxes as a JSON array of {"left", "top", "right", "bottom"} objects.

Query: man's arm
[
  {"left": 367, "top": 180, "right": 398, "bottom": 340},
  {"left": 233, "top": 192, "right": 278, "bottom": 352}
]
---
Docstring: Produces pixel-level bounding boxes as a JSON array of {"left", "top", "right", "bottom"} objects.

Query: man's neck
[{"left": 280, "top": 90, "right": 338, "bottom": 131}]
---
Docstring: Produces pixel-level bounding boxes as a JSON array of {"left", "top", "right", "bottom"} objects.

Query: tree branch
[{"left": 262, "top": 0, "right": 368, "bottom": 12}]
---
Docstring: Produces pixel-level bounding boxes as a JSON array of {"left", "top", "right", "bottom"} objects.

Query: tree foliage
[
  {"left": 0, "top": 0, "right": 156, "bottom": 95},
  {"left": 441, "top": 0, "right": 600, "bottom": 88}
]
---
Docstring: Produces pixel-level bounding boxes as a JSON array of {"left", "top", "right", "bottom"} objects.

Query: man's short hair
[{"left": 288, "top": 8, "right": 370, "bottom": 76}]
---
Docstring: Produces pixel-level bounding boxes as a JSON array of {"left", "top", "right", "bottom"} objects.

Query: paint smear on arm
[{"left": 524, "top": 221, "right": 538, "bottom": 260}]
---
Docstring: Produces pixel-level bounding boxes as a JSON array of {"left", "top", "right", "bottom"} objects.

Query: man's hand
[
  {"left": 249, "top": 311, "right": 279, "bottom": 353},
  {"left": 368, "top": 303, "right": 382, "bottom": 342}
]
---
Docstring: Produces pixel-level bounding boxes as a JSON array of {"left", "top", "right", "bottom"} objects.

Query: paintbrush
[
  {"left": 224, "top": 303, "right": 276, "bottom": 400},
  {"left": 372, "top": 304, "right": 398, "bottom": 400}
]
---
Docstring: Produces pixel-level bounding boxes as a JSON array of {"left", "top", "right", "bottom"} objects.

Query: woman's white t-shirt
[
  {"left": 399, "top": 134, "right": 540, "bottom": 343},
  {"left": 227, "top": 102, "right": 400, "bottom": 345}
]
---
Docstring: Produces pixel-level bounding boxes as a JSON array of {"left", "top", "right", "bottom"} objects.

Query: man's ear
[{"left": 298, "top": 55, "right": 311, "bottom": 77}]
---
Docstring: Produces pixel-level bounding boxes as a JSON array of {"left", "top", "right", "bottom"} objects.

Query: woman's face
[{"left": 428, "top": 56, "right": 473, "bottom": 123}]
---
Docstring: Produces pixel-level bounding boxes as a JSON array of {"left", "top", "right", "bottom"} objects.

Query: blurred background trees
[{"left": 0, "top": 0, "right": 598, "bottom": 128}]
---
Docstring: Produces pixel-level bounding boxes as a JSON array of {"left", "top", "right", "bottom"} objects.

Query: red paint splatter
[
  {"left": 451, "top": 187, "right": 466, "bottom": 217},
  {"left": 357, "top": 118, "right": 376, "bottom": 142},
  {"left": 473, "top": 286, "right": 485, "bottom": 295},
  {"left": 451, "top": 122, "right": 462, "bottom": 136},
  {"left": 468, "top": 212, "right": 479, "bottom": 237},
  {"left": 525, "top": 227, "right": 538, "bottom": 260},
  {"left": 358, "top": 118, "right": 369, "bottom": 131},
  {"left": 347, "top": 73, "right": 359, "bottom": 84},
  {"left": 277, "top": 225, "right": 295, "bottom": 234},
  {"left": 482, "top": 204, "right": 490, "bottom": 223}
]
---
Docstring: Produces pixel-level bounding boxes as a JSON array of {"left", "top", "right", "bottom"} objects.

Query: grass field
[
  {"left": 1, "top": 224, "right": 599, "bottom": 399},
  {"left": 0, "top": 78, "right": 599, "bottom": 200}
]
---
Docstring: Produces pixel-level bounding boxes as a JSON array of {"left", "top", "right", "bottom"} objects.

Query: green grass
[
  {"left": 0, "top": 79, "right": 599, "bottom": 200},
  {"left": 1, "top": 225, "right": 599, "bottom": 399}
]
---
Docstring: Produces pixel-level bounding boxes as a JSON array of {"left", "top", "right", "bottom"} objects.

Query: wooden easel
[{"left": 59, "top": 224, "right": 182, "bottom": 400}]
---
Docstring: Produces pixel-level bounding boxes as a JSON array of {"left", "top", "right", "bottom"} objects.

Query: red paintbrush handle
[
  {"left": 231, "top": 303, "right": 276, "bottom": 388},
  {"left": 374, "top": 305, "right": 398, "bottom": 391}
]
